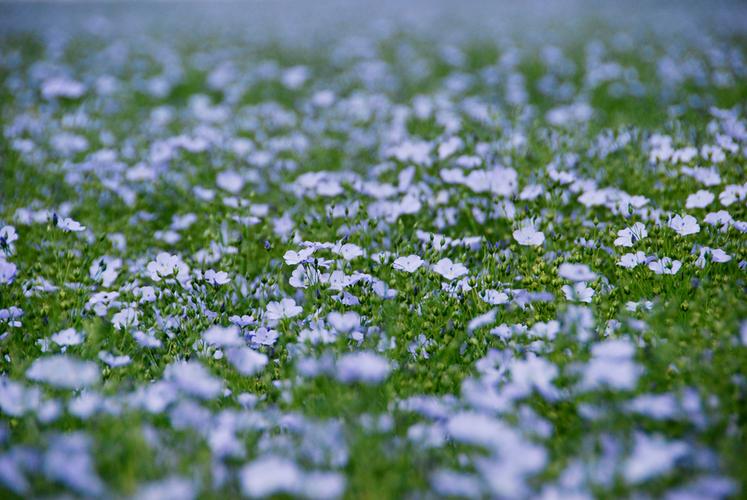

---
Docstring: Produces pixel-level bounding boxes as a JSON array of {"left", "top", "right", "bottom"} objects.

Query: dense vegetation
[{"left": 1, "top": 2, "right": 746, "bottom": 498}]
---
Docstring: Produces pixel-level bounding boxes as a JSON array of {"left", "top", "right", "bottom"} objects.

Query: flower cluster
[{"left": 0, "top": 2, "right": 745, "bottom": 498}]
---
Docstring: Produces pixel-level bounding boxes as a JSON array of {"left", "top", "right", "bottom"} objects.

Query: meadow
[{"left": 0, "top": 1, "right": 746, "bottom": 498}]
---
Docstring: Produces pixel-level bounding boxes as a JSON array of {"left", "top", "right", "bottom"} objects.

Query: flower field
[{"left": 1, "top": 1, "right": 746, "bottom": 498}]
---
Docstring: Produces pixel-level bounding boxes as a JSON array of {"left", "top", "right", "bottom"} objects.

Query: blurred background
[{"left": 2, "top": 0, "right": 746, "bottom": 44}]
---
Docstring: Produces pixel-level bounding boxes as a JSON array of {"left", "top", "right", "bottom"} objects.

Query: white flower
[
  {"left": 708, "top": 248, "right": 731, "bottom": 263},
  {"left": 327, "top": 311, "right": 361, "bottom": 332},
  {"left": 204, "top": 269, "right": 230, "bottom": 285},
  {"left": 680, "top": 165, "right": 720, "bottom": 186},
  {"left": 562, "top": 282, "right": 595, "bottom": 303},
  {"left": 194, "top": 186, "right": 215, "bottom": 201},
  {"left": 685, "top": 190, "right": 714, "bottom": 209},
  {"left": 704, "top": 210, "right": 733, "bottom": 231},
  {"left": 134, "top": 286, "right": 157, "bottom": 303},
  {"left": 519, "top": 184, "right": 544, "bottom": 201},
  {"left": 371, "top": 279, "right": 397, "bottom": 299},
  {"left": 112, "top": 307, "right": 139, "bottom": 330},
  {"left": 648, "top": 257, "right": 682, "bottom": 275},
  {"left": 558, "top": 263, "right": 597, "bottom": 282},
  {"left": 578, "top": 189, "right": 607, "bottom": 207},
  {"left": 507, "top": 355, "right": 558, "bottom": 400},
  {"left": 240, "top": 456, "right": 302, "bottom": 497},
  {"left": 41, "top": 77, "right": 86, "bottom": 99},
  {"left": 98, "top": 351, "right": 131, "bottom": 367},
  {"left": 335, "top": 243, "right": 364, "bottom": 261},
  {"left": 283, "top": 247, "right": 315, "bottom": 265},
  {"left": 513, "top": 225, "right": 545, "bottom": 246},
  {"left": 133, "top": 330, "right": 162, "bottom": 349},
  {"left": 0, "top": 259, "right": 17, "bottom": 285},
  {"left": 694, "top": 247, "right": 731, "bottom": 268},
  {"left": 0, "top": 225, "right": 18, "bottom": 256},
  {"left": 481, "top": 289, "right": 509, "bottom": 305},
  {"left": 266, "top": 298, "right": 303, "bottom": 322},
  {"left": 228, "top": 314, "right": 255, "bottom": 327},
  {"left": 202, "top": 325, "right": 243, "bottom": 347},
  {"left": 393, "top": 255, "right": 424, "bottom": 273},
  {"left": 226, "top": 346, "right": 267, "bottom": 375},
  {"left": 0, "top": 306, "right": 22, "bottom": 328},
  {"left": 42, "top": 434, "right": 104, "bottom": 497},
  {"left": 668, "top": 214, "right": 700, "bottom": 236},
  {"left": 336, "top": 352, "right": 391, "bottom": 384},
  {"left": 57, "top": 217, "right": 86, "bottom": 232},
  {"left": 137, "top": 477, "right": 195, "bottom": 500},
  {"left": 438, "top": 136, "right": 463, "bottom": 159},
  {"left": 89, "top": 256, "right": 122, "bottom": 287},
  {"left": 146, "top": 252, "right": 190, "bottom": 283},
  {"left": 387, "top": 139, "right": 432, "bottom": 165},
  {"left": 26, "top": 355, "right": 100, "bottom": 389},
  {"left": 282, "top": 65, "right": 309, "bottom": 89},
  {"left": 155, "top": 230, "right": 180, "bottom": 244},
  {"left": 51, "top": 328, "right": 84, "bottom": 347},
  {"left": 251, "top": 327, "right": 279, "bottom": 346},
  {"left": 581, "top": 339, "right": 640, "bottom": 391},
  {"left": 303, "top": 472, "right": 345, "bottom": 500},
  {"left": 164, "top": 360, "right": 222, "bottom": 399},
  {"left": 289, "top": 265, "right": 324, "bottom": 289},
  {"left": 446, "top": 412, "right": 501, "bottom": 449},
  {"left": 468, "top": 310, "right": 497, "bottom": 332},
  {"left": 618, "top": 251, "right": 647, "bottom": 269},
  {"left": 86, "top": 291, "right": 120, "bottom": 316},
  {"left": 614, "top": 222, "right": 648, "bottom": 247},
  {"left": 216, "top": 170, "right": 244, "bottom": 193},
  {"left": 624, "top": 434, "right": 688, "bottom": 484},
  {"left": 432, "top": 258, "right": 468, "bottom": 281},
  {"left": 719, "top": 183, "right": 747, "bottom": 206}
]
